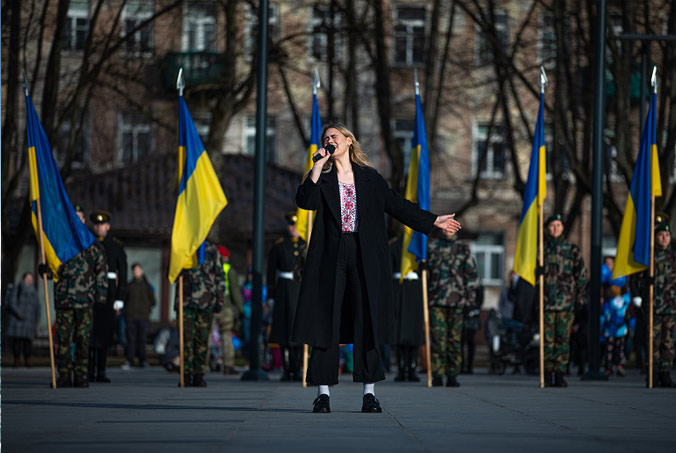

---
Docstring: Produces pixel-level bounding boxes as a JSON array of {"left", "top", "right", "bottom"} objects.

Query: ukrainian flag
[
  {"left": 401, "top": 92, "right": 430, "bottom": 279},
  {"left": 168, "top": 96, "right": 227, "bottom": 283},
  {"left": 513, "top": 92, "right": 547, "bottom": 286},
  {"left": 26, "top": 92, "right": 96, "bottom": 280},
  {"left": 294, "top": 93, "right": 322, "bottom": 241},
  {"left": 612, "top": 91, "right": 662, "bottom": 280}
]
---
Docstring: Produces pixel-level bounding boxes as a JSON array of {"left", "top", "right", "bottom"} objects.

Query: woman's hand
[
  {"left": 310, "top": 148, "right": 331, "bottom": 183},
  {"left": 434, "top": 214, "right": 461, "bottom": 235}
]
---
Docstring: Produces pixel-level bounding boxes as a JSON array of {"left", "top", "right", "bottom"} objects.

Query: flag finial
[
  {"left": 313, "top": 68, "right": 321, "bottom": 95},
  {"left": 176, "top": 68, "right": 185, "bottom": 96},
  {"left": 414, "top": 68, "right": 420, "bottom": 96},
  {"left": 539, "top": 66, "right": 548, "bottom": 94},
  {"left": 23, "top": 70, "right": 29, "bottom": 96},
  {"left": 651, "top": 66, "right": 657, "bottom": 94}
]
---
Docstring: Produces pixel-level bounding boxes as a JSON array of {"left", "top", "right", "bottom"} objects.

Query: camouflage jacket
[
  {"left": 654, "top": 243, "right": 676, "bottom": 315},
  {"left": 542, "top": 236, "right": 587, "bottom": 311},
  {"left": 427, "top": 237, "right": 478, "bottom": 308},
  {"left": 54, "top": 242, "right": 108, "bottom": 309},
  {"left": 175, "top": 242, "right": 225, "bottom": 312}
]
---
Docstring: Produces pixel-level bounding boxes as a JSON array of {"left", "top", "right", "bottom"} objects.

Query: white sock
[
  {"left": 318, "top": 385, "right": 330, "bottom": 397},
  {"left": 363, "top": 383, "right": 375, "bottom": 396}
]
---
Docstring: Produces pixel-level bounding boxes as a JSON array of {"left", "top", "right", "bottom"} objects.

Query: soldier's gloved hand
[
  {"left": 632, "top": 297, "right": 642, "bottom": 308},
  {"left": 535, "top": 266, "right": 545, "bottom": 277},
  {"left": 37, "top": 263, "right": 53, "bottom": 280},
  {"left": 113, "top": 300, "right": 124, "bottom": 311}
]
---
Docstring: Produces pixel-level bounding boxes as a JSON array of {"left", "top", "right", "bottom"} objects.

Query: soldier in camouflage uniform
[
  {"left": 427, "top": 228, "right": 478, "bottom": 387},
  {"left": 53, "top": 206, "right": 108, "bottom": 388},
  {"left": 650, "top": 222, "right": 676, "bottom": 387},
  {"left": 175, "top": 241, "right": 225, "bottom": 387},
  {"left": 541, "top": 214, "right": 587, "bottom": 387}
]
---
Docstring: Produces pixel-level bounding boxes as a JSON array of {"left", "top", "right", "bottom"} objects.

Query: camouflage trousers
[
  {"left": 430, "top": 306, "right": 464, "bottom": 378},
  {"left": 183, "top": 309, "right": 213, "bottom": 375},
  {"left": 55, "top": 307, "right": 93, "bottom": 377},
  {"left": 653, "top": 314, "right": 676, "bottom": 372},
  {"left": 214, "top": 306, "right": 236, "bottom": 368},
  {"left": 543, "top": 310, "right": 574, "bottom": 373}
]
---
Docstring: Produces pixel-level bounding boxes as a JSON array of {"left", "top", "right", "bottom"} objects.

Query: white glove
[
  {"left": 113, "top": 300, "right": 124, "bottom": 311},
  {"left": 632, "top": 297, "right": 642, "bottom": 308}
]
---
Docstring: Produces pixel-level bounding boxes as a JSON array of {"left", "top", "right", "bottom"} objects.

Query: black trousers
[
  {"left": 11, "top": 337, "right": 33, "bottom": 360},
  {"left": 126, "top": 319, "right": 149, "bottom": 365},
  {"left": 307, "top": 233, "right": 385, "bottom": 386}
]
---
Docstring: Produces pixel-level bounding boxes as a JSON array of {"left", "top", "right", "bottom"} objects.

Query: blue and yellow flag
[
  {"left": 513, "top": 92, "right": 547, "bottom": 286},
  {"left": 612, "top": 92, "right": 662, "bottom": 280},
  {"left": 26, "top": 93, "right": 96, "bottom": 280},
  {"left": 168, "top": 96, "right": 227, "bottom": 283},
  {"left": 294, "top": 93, "right": 322, "bottom": 241},
  {"left": 401, "top": 92, "right": 430, "bottom": 279}
]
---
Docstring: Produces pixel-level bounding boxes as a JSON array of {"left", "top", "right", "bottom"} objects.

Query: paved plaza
[{"left": 2, "top": 366, "right": 675, "bottom": 452}]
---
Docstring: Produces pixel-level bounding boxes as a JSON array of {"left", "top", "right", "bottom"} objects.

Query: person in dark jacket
[
  {"left": 292, "top": 123, "right": 461, "bottom": 414},
  {"left": 88, "top": 210, "right": 128, "bottom": 383},
  {"left": 6, "top": 272, "right": 41, "bottom": 368},
  {"left": 122, "top": 263, "right": 155, "bottom": 369}
]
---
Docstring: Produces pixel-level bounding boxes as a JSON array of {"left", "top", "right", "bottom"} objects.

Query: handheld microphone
[{"left": 312, "top": 144, "right": 336, "bottom": 162}]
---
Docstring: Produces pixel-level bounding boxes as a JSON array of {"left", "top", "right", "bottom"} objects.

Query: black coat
[
  {"left": 267, "top": 235, "right": 305, "bottom": 345},
  {"left": 93, "top": 235, "right": 128, "bottom": 347},
  {"left": 291, "top": 164, "right": 437, "bottom": 349}
]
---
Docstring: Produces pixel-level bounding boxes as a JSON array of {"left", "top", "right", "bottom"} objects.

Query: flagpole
[
  {"left": 538, "top": 67, "right": 547, "bottom": 389},
  {"left": 647, "top": 67, "right": 657, "bottom": 389},
  {"left": 176, "top": 68, "right": 186, "bottom": 388},
  {"left": 301, "top": 69, "right": 320, "bottom": 388},
  {"left": 24, "top": 73, "right": 57, "bottom": 389}
]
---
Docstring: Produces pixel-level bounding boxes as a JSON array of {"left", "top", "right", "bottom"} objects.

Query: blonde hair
[{"left": 320, "top": 123, "right": 371, "bottom": 172}]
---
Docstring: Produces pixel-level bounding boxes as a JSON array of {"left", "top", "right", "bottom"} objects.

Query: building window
[
  {"left": 122, "top": 1, "right": 154, "bottom": 56},
  {"left": 119, "top": 113, "right": 152, "bottom": 163},
  {"left": 394, "top": 7, "right": 425, "bottom": 66},
  {"left": 394, "top": 119, "right": 415, "bottom": 173},
  {"left": 472, "top": 232, "right": 504, "bottom": 286},
  {"left": 475, "top": 10, "right": 508, "bottom": 66},
  {"left": 56, "top": 119, "right": 88, "bottom": 166},
  {"left": 474, "top": 123, "right": 506, "bottom": 179},
  {"left": 244, "top": 116, "right": 276, "bottom": 163},
  {"left": 538, "top": 12, "right": 556, "bottom": 68},
  {"left": 308, "top": 4, "right": 341, "bottom": 62},
  {"left": 182, "top": 3, "right": 217, "bottom": 52},
  {"left": 192, "top": 112, "right": 211, "bottom": 145},
  {"left": 63, "top": 1, "right": 89, "bottom": 51},
  {"left": 246, "top": 3, "right": 280, "bottom": 56}
]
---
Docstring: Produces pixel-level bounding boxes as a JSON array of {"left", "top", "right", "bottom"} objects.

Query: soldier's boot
[
  {"left": 544, "top": 370, "right": 553, "bottom": 387},
  {"left": 394, "top": 347, "right": 406, "bottom": 382},
  {"left": 179, "top": 374, "right": 193, "bottom": 387},
  {"left": 192, "top": 374, "right": 207, "bottom": 387},
  {"left": 408, "top": 347, "right": 421, "bottom": 382},
  {"left": 659, "top": 371, "right": 676, "bottom": 388},
  {"left": 554, "top": 371, "right": 568, "bottom": 388},
  {"left": 431, "top": 376, "right": 443, "bottom": 387},
  {"left": 73, "top": 374, "right": 89, "bottom": 388},
  {"left": 280, "top": 348, "right": 291, "bottom": 381},
  {"left": 446, "top": 375, "right": 460, "bottom": 387},
  {"left": 54, "top": 372, "right": 72, "bottom": 388}
]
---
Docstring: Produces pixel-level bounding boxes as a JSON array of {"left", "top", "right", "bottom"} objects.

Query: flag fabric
[
  {"left": 612, "top": 92, "right": 662, "bottom": 280},
  {"left": 513, "top": 93, "right": 547, "bottom": 286},
  {"left": 401, "top": 92, "right": 430, "bottom": 279},
  {"left": 26, "top": 93, "right": 96, "bottom": 280},
  {"left": 168, "top": 96, "right": 227, "bottom": 284},
  {"left": 294, "top": 93, "right": 322, "bottom": 241}
]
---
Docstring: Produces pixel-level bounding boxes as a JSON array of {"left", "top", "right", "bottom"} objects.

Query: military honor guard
[
  {"left": 53, "top": 205, "right": 108, "bottom": 387},
  {"left": 89, "top": 210, "right": 128, "bottom": 383},
  {"left": 427, "top": 227, "right": 478, "bottom": 387},
  {"left": 267, "top": 213, "right": 306, "bottom": 381},
  {"left": 541, "top": 213, "right": 588, "bottom": 387},
  {"left": 176, "top": 241, "right": 226, "bottom": 387}
]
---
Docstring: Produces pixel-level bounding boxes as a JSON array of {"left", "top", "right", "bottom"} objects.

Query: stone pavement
[{"left": 1, "top": 366, "right": 675, "bottom": 452}]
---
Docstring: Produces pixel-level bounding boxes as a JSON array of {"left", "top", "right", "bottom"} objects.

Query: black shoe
[
  {"left": 446, "top": 375, "right": 460, "bottom": 387},
  {"left": 73, "top": 375, "right": 89, "bottom": 388},
  {"left": 544, "top": 371, "right": 553, "bottom": 387},
  {"left": 312, "top": 394, "right": 331, "bottom": 413},
  {"left": 659, "top": 372, "right": 676, "bottom": 388},
  {"left": 192, "top": 374, "right": 207, "bottom": 387},
  {"left": 394, "top": 368, "right": 406, "bottom": 382},
  {"left": 96, "top": 375, "right": 111, "bottom": 383},
  {"left": 431, "top": 376, "right": 443, "bottom": 387},
  {"left": 179, "top": 374, "right": 193, "bottom": 387},
  {"left": 408, "top": 368, "right": 421, "bottom": 382},
  {"left": 361, "top": 393, "right": 382, "bottom": 413},
  {"left": 554, "top": 371, "right": 567, "bottom": 388},
  {"left": 280, "top": 370, "right": 292, "bottom": 381},
  {"left": 53, "top": 372, "right": 72, "bottom": 388}
]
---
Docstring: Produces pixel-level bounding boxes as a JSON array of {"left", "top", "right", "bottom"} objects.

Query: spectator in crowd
[
  {"left": 601, "top": 285, "right": 630, "bottom": 377},
  {"left": 213, "top": 245, "right": 243, "bottom": 376},
  {"left": 122, "top": 263, "right": 155, "bottom": 370},
  {"left": 6, "top": 272, "right": 41, "bottom": 368}
]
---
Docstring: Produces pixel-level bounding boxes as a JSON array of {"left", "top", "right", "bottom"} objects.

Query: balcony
[{"left": 161, "top": 51, "right": 225, "bottom": 90}]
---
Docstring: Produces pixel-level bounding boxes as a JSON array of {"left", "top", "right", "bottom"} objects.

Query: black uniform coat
[
  {"left": 268, "top": 235, "right": 305, "bottom": 345},
  {"left": 94, "top": 235, "right": 128, "bottom": 347},
  {"left": 291, "top": 164, "right": 437, "bottom": 349}
]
